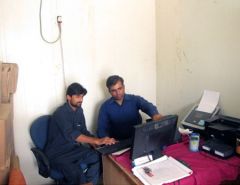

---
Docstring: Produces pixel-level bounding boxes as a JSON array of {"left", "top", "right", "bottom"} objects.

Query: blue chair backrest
[{"left": 30, "top": 115, "right": 51, "bottom": 150}]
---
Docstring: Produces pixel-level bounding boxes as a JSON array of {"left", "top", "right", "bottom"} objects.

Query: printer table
[{"left": 102, "top": 137, "right": 240, "bottom": 185}]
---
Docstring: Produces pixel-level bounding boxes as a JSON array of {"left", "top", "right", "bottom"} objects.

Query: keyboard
[{"left": 96, "top": 138, "right": 132, "bottom": 155}]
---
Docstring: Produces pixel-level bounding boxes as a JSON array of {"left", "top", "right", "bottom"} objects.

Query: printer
[
  {"left": 181, "top": 104, "right": 220, "bottom": 136},
  {"left": 201, "top": 115, "right": 240, "bottom": 158},
  {"left": 181, "top": 90, "right": 221, "bottom": 135}
]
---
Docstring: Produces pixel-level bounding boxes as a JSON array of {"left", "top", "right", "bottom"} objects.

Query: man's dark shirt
[
  {"left": 45, "top": 102, "right": 92, "bottom": 159},
  {"left": 97, "top": 94, "right": 159, "bottom": 140}
]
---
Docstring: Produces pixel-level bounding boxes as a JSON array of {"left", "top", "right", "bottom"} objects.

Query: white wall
[
  {"left": 0, "top": 0, "right": 156, "bottom": 184},
  {"left": 3, "top": 0, "right": 240, "bottom": 184},
  {"left": 156, "top": 0, "right": 240, "bottom": 121}
]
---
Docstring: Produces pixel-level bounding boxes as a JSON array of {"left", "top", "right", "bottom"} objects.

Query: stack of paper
[
  {"left": 132, "top": 155, "right": 193, "bottom": 185},
  {"left": 197, "top": 90, "right": 220, "bottom": 113}
]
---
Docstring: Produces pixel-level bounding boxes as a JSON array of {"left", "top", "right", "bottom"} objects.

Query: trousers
[{"left": 50, "top": 146, "right": 101, "bottom": 185}]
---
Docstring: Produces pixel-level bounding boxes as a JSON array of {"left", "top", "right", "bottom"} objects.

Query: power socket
[{"left": 57, "top": 16, "right": 62, "bottom": 23}]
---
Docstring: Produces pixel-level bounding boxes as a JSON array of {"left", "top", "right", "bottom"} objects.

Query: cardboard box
[
  {"left": 1, "top": 63, "right": 18, "bottom": 103},
  {"left": 2, "top": 96, "right": 14, "bottom": 152},
  {"left": 0, "top": 60, "right": 2, "bottom": 103},
  {"left": 0, "top": 103, "right": 13, "bottom": 169},
  {"left": 0, "top": 166, "right": 10, "bottom": 185},
  {"left": 0, "top": 61, "right": 2, "bottom": 103}
]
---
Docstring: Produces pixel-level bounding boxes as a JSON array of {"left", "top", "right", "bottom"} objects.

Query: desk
[
  {"left": 102, "top": 139, "right": 240, "bottom": 185},
  {"left": 102, "top": 155, "right": 142, "bottom": 185}
]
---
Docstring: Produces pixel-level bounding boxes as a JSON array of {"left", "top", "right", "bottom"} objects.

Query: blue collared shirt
[
  {"left": 45, "top": 102, "right": 93, "bottom": 159},
  {"left": 97, "top": 94, "right": 159, "bottom": 140}
]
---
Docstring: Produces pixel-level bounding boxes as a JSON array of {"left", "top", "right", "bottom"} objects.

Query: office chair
[
  {"left": 30, "top": 115, "right": 87, "bottom": 184},
  {"left": 30, "top": 115, "right": 64, "bottom": 183}
]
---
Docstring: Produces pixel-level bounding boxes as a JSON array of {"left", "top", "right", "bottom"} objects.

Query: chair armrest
[{"left": 31, "top": 147, "right": 50, "bottom": 178}]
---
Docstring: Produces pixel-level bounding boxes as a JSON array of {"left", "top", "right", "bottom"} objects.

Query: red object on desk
[{"left": 112, "top": 138, "right": 240, "bottom": 185}]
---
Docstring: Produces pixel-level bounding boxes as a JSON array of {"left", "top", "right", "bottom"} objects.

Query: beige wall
[
  {"left": 156, "top": 0, "right": 240, "bottom": 121},
  {"left": 2, "top": 0, "right": 240, "bottom": 184},
  {"left": 0, "top": 1, "right": 156, "bottom": 184}
]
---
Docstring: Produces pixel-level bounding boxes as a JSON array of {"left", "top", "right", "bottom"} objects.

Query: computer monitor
[{"left": 131, "top": 115, "right": 178, "bottom": 160}]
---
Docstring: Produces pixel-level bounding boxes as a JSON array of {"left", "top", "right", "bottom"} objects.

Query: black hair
[
  {"left": 106, "top": 75, "right": 124, "bottom": 89},
  {"left": 66, "top": 83, "right": 87, "bottom": 96}
]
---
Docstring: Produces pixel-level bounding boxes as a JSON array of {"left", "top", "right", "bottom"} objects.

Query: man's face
[
  {"left": 109, "top": 80, "right": 125, "bottom": 101},
  {"left": 67, "top": 94, "right": 84, "bottom": 108}
]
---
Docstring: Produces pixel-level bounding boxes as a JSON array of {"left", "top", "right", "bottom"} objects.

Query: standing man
[
  {"left": 45, "top": 82, "right": 116, "bottom": 185},
  {"left": 97, "top": 75, "right": 162, "bottom": 140}
]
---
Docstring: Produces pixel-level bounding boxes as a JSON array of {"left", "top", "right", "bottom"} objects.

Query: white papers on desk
[
  {"left": 196, "top": 90, "right": 220, "bottom": 113},
  {"left": 112, "top": 147, "right": 131, "bottom": 156},
  {"left": 132, "top": 155, "right": 192, "bottom": 185}
]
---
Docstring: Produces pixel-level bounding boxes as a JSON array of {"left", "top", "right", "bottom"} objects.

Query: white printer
[
  {"left": 182, "top": 104, "right": 220, "bottom": 131},
  {"left": 181, "top": 90, "right": 220, "bottom": 133}
]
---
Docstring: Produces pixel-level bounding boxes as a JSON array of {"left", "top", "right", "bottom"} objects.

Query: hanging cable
[
  {"left": 59, "top": 35, "right": 67, "bottom": 90},
  {"left": 39, "top": 0, "right": 67, "bottom": 92},
  {"left": 39, "top": 0, "right": 61, "bottom": 44}
]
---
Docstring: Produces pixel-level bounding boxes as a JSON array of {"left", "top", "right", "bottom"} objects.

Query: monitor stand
[{"left": 151, "top": 149, "right": 164, "bottom": 160}]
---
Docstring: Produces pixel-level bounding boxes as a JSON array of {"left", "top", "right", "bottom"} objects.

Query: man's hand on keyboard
[{"left": 96, "top": 137, "right": 117, "bottom": 146}]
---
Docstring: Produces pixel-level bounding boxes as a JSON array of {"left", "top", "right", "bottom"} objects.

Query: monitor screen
[{"left": 131, "top": 115, "right": 178, "bottom": 160}]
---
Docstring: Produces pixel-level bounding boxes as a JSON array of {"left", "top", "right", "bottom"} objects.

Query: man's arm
[
  {"left": 75, "top": 134, "right": 116, "bottom": 146},
  {"left": 136, "top": 95, "right": 162, "bottom": 120},
  {"left": 97, "top": 104, "right": 110, "bottom": 138}
]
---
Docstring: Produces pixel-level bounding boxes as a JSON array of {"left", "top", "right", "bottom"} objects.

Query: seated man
[
  {"left": 44, "top": 83, "right": 116, "bottom": 185},
  {"left": 97, "top": 75, "right": 163, "bottom": 140}
]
